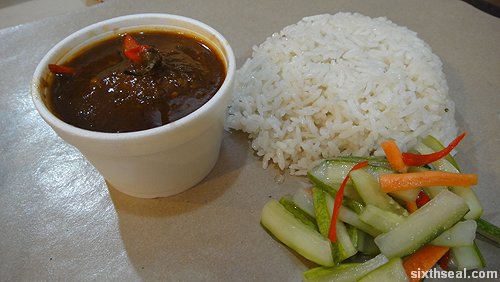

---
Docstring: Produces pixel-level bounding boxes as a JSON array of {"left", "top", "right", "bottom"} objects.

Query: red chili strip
[
  {"left": 415, "top": 190, "right": 431, "bottom": 208},
  {"left": 437, "top": 250, "right": 450, "bottom": 271},
  {"left": 402, "top": 132, "right": 466, "bottom": 167},
  {"left": 48, "top": 64, "right": 77, "bottom": 75},
  {"left": 328, "top": 161, "right": 369, "bottom": 243},
  {"left": 123, "top": 34, "right": 150, "bottom": 63}
]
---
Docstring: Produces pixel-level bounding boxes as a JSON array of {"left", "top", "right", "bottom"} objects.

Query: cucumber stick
[
  {"left": 476, "top": 218, "right": 500, "bottom": 247},
  {"left": 308, "top": 160, "right": 364, "bottom": 201},
  {"left": 345, "top": 224, "right": 358, "bottom": 249},
  {"left": 414, "top": 142, "right": 483, "bottom": 219},
  {"left": 358, "top": 257, "right": 408, "bottom": 282},
  {"left": 374, "top": 189, "right": 469, "bottom": 258},
  {"left": 431, "top": 220, "right": 477, "bottom": 247},
  {"left": 450, "top": 241, "right": 486, "bottom": 270},
  {"left": 261, "top": 200, "right": 334, "bottom": 266},
  {"left": 279, "top": 195, "right": 318, "bottom": 232},
  {"left": 312, "top": 187, "right": 357, "bottom": 264},
  {"left": 323, "top": 193, "right": 382, "bottom": 237},
  {"left": 313, "top": 187, "right": 333, "bottom": 237},
  {"left": 332, "top": 156, "right": 391, "bottom": 168},
  {"left": 349, "top": 169, "right": 408, "bottom": 216},
  {"left": 303, "top": 254, "right": 389, "bottom": 282},
  {"left": 359, "top": 204, "right": 405, "bottom": 233},
  {"left": 292, "top": 187, "right": 316, "bottom": 218},
  {"left": 333, "top": 221, "right": 358, "bottom": 262},
  {"left": 308, "top": 158, "right": 417, "bottom": 203}
]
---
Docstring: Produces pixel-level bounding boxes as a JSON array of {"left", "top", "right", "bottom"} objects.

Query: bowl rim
[{"left": 31, "top": 13, "right": 236, "bottom": 142}]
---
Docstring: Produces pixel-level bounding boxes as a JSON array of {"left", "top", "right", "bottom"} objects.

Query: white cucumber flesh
[
  {"left": 308, "top": 160, "right": 363, "bottom": 201},
  {"left": 450, "top": 242, "right": 486, "bottom": 270},
  {"left": 431, "top": 220, "right": 477, "bottom": 247},
  {"left": 358, "top": 257, "right": 408, "bottom": 282},
  {"left": 350, "top": 169, "right": 408, "bottom": 216},
  {"left": 324, "top": 192, "right": 382, "bottom": 237},
  {"left": 374, "top": 189, "right": 469, "bottom": 258},
  {"left": 292, "top": 187, "right": 316, "bottom": 218},
  {"left": 359, "top": 204, "right": 406, "bottom": 233}
]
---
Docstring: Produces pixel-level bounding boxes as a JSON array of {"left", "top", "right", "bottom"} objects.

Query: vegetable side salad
[{"left": 260, "top": 133, "right": 500, "bottom": 282}]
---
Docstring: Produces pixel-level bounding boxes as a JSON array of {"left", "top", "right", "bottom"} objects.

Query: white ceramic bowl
[{"left": 31, "top": 14, "right": 236, "bottom": 198}]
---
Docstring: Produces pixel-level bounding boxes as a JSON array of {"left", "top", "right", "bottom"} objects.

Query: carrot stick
[
  {"left": 381, "top": 139, "right": 408, "bottom": 173},
  {"left": 379, "top": 171, "right": 478, "bottom": 192},
  {"left": 403, "top": 244, "right": 450, "bottom": 282},
  {"left": 405, "top": 200, "right": 418, "bottom": 213}
]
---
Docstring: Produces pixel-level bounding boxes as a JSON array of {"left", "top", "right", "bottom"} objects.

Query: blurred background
[
  {"left": 0, "top": 0, "right": 103, "bottom": 29},
  {"left": 0, "top": 0, "right": 498, "bottom": 31}
]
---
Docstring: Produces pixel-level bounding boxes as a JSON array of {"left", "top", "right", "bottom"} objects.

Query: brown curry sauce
[{"left": 48, "top": 31, "right": 226, "bottom": 133}]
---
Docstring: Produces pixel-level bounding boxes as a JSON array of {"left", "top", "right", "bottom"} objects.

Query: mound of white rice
[{"left": 226, "top": 13, "right": 458, "bottom": 175}]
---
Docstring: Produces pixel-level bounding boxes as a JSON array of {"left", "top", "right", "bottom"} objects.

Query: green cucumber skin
[
  {"left": 303, "top": 254, "right": 389, "bottom": 282},
  {"left": 279, "top": 195, "right": 318, "bottom": 232},
  {"left": 358, "top": 257, "right": 408, "bottom": 282},
  {"left": 374, "top": 190, "right": 469, "bottom": 258},
  {"left": 303, "top": 263, "right": 359, "bottom": 282},
  {"left": 261, "top": 200, "right": 334, "bottom": 266},
  {"left": 333, "top": 220, "right": 358, "bottom": 262},
  {"left": 312, "top": 187, "right": 332, "bottom": 238},
  {"left": 312, "top": 187, "right": 357, "bottom": 264},
  {"left": 476, "top": 218, "right": 500, "bottom": 247}
]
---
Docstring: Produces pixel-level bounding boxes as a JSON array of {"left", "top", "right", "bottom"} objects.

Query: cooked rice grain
[{"left": 226, "top": 13, "right": 458, "bottom": 175}]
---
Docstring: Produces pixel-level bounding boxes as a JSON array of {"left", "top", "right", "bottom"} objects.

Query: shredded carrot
[
  {"left": 403, "top": 244, "right": 450, "bottom": 282},
  {"left": 328, "top": 161, "right": 368, "bottom": 243},
  {"left": 381, "top": 139, "right": 408, "bottom": 173},
  {"left": 402, "top": 132, "right": 466, "bottom": 167},
  {"left": 379, "top": 171, "right": 478, "bottom": 193},
  {"left": 405, "top": 200, "right": 418, "bottom": 213}
]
